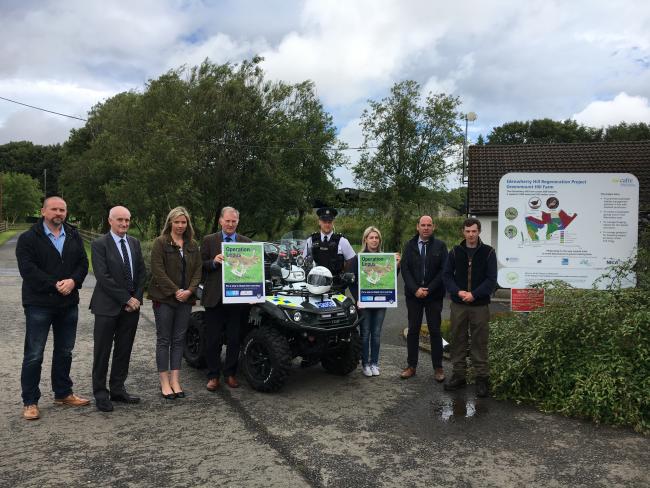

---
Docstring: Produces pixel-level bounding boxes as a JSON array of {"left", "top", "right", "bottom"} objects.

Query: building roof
[{"left": 468, "top": 141, "right": 650, "bottom": 215}]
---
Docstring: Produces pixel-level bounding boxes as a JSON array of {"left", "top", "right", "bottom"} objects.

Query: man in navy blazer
[{"left": 90, "top": 206, "right": 146, "bottom": 412}]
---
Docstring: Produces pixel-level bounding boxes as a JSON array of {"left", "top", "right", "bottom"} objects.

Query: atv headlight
[
  {"left": 348, "top": 304, "right": 357, "bottom": 316},
  {"left": 291, "top": 311, "right": 302, "bottom": 322}
]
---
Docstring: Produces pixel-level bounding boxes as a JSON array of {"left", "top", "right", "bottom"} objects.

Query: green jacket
[{"left": 147, "top": 235, "right": 202, "bottom": 306}]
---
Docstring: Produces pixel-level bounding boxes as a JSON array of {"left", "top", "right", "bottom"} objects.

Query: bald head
[
  {"left": 417, "top": 215, "right": 435, "bottom": 241},
  {"left": 108, "top": 206, "right": 131, "bottom": 237}
]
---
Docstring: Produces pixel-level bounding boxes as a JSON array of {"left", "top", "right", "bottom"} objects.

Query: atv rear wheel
[
  {"left": 184, "top": 311, "right": 207, "bottom": 369},
  {"left": 241, "top": 326, "right": 292, "bottom": 392},
  {"left": 321, "top": 329, "right": 361, "bottom": 375}
]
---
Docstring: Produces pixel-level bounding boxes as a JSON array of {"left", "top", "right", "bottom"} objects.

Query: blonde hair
[
  {"left": 361, "top": 226, "right": 383, "bottom": 252},
  {"left": 161, "top": 206, "right": 195, "bottom": 242}
]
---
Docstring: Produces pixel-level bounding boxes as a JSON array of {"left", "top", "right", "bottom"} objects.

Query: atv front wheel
[
  {"left": 241, "top": 326, "right": 292, "bottom": 392},
  {"left": 184, "top": 311, "right": 207, "bottom": 368},
  {"left": 321, "top": 330, "right": 361, "bottom": 375}
]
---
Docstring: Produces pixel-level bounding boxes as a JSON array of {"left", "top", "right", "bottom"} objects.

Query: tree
[
  {"left": 486, "top": 119, "right": 602, "bottom": 144},
  {"left": 0, "top": 142, "right": 62, "bottom": 195},
  {"left": 603, "top": 122, "right": 650, "bottom": 141},
  {"left": 352, "top": 80, "right": 463, "bottom": 249},
  {"left": 60, "top": 58, "right": 343, "bottom": 238},
  {"left": 1, "top": 172, "right": 43, "bottom": 223}
]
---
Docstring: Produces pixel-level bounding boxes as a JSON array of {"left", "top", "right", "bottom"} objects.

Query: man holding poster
[{"left": 200, "top": 207, "right": 252, "bottom": 390}]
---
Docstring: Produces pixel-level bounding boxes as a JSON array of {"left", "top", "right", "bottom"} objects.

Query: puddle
[{"left": 431, "top": 395, "right": 488, "bottom": 422}]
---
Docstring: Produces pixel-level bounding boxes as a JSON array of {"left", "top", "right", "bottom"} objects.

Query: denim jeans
[
  {"left": 21, "top": 305, "right": 79, "bottom": 405},
  {"left": 360, "top": 308, "right": 386, "bottom": 366}
]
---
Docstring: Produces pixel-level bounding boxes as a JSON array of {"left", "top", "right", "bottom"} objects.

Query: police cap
[{"left": 316, "top": 207, "right": 338, "bottom": 221}]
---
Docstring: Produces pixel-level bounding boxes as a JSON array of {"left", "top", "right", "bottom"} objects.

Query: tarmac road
[{"left": 1, "top": 232, "right": 648, "bottom": 487}]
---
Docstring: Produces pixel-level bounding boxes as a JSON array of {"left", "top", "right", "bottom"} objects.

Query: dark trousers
[
  {"left": 21, "top": 305, "right": 79, "bottom": 405},
  {"left": 204, "top": 303, "right": 247, "bottom": 378},
  {"left": 406, "top": 297, "right": 443, "bottom": 369},
  {"left": 92, "top": 310, "right": 139, "bottom": 400},
  {"left": 153, "top": 302, "right": 192, "bottom": 372},
  {"left": 449, "top": 302, "right": 490, "bottom": 378}
]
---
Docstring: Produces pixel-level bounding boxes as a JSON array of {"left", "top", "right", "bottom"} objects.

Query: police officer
[{"left": 303, "top": 207, "right": 356, "bottom": 278}]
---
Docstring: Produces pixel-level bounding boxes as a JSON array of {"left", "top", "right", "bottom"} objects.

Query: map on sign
[{"left": 524, "top": 210, "right": 577, "bottom": 242}]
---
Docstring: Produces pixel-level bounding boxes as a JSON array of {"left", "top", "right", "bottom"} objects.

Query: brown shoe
[
  {"left": 434, "top": 368, "right": 446, "bottom": 383},
  {"left": 400, "top": 367, "right": 416, "bottom": 379},
  {"left": 225, "top": 376, "right": 240, "bottom": 388},
  {"left": 23, "top": 404, "right": 40, "bottom": 420},
  {"left": 54, "top": 393, "right": 90, "bottom": 407},
  {"left": 206, "top": 378, "right": 220, "bottom": 391}
]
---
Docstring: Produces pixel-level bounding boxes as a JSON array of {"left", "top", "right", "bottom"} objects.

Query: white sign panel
[{"left": 498, "top": 173, "right": 639, "bottom": 289}]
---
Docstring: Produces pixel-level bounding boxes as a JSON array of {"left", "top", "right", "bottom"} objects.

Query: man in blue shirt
[{"left": 16, "top": 196, "right": 90, "bottom": 420}]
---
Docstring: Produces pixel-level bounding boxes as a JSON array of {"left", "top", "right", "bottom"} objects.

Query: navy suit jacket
[{"left": 90, "top": 233, "right": 146, "bottom": 316}]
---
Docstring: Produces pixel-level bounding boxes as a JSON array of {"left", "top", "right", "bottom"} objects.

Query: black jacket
[
  {"left": 401, "top": 234, "right": 448, "bottom": 300},
  {"left": 16, "top": 219, "right": 89, "bottom": 307},
  {"left": 443, "top": 239, "right": 497, "bottom": 306},
  {"left": 90, "top": 233, "right": 146, "bottom": 316}
]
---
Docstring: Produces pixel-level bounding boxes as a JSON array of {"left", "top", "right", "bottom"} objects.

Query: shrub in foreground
[{"left": 490, "top": 284, "right": 649, "bottom": 434}]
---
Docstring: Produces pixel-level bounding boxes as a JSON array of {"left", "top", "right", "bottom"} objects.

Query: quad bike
[{"left": 183, "top": 232, "right": 361, "bottom": 392}]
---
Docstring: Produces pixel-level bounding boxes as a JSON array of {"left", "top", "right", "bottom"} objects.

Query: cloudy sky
[{"left": 1, "top": 0, "right": 649, "bottom": 187}]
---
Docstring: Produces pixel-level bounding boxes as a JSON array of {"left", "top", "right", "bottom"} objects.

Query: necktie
[
  {"left": 224, "top": 236, "right": 232, "bottom": 242},
  {"left": 323, "top": 235, "right": 328, "bottom": 244},
  {"left": 120, "top": 238, "right": 134, "bottom": 292},
  {"left": 420, "top": 241, "right": 427, "bottom": 282}
]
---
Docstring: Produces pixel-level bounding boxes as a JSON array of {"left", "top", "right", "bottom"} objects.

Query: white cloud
[
  {"left": 0, "top": 110, "right": 82, "bottom": 145},
  {"left": 572, "top": 92, "right": 650, "bottom": 127},
  {"left": 0, "top": 79, "right": 118, "bottom": 144}
]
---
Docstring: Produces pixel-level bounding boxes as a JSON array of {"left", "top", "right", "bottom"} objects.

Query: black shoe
[
  {"left": 444, "top": 376, "right": 467, "bottom": 391},
  {"left": 161, "top": 390, "right": 176, "bottom": 400},
  {"left": 96, "top": 398, "right": 114, "bottom": 412},
  {"left": 476, "top": 377, "right": 490, "bottom": 398},
  {"left": 110, "top": 391, "right": 141, "bottom": 404},
  {"left": 172, "top": 390, "right": 185, "bottom": 399}
]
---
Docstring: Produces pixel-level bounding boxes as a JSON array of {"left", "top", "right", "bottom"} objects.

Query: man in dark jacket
[
  {"left": 442, "top": 217, "right": 497, "bottom": 397},
  {"left": 400, "top": 215, "right": 448, "bottom": 382},
  {"left": 15, "top": 196, "right": 90, "bottom": 420},
  {"left": 200, "top": 206, "right": 252, "bottom": 390}
]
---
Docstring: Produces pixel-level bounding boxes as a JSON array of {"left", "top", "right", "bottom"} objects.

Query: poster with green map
[
  {"left": 358, "top": 253, "right": 397, "bottom": 308},
  {"left": 221, "top": 242, "right": 265, "bottom": 303}
]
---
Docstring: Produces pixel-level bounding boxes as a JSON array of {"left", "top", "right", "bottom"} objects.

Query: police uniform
[{"left": 303, "top": 207, "right": 355, "bottom": 276}]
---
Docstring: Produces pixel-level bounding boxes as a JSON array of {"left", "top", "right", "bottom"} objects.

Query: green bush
[{"left": 490, "top": 284, "right": 650, "bottom": 434}]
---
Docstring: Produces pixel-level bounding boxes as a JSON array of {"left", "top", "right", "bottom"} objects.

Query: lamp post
[{"left": 462, "top": 112, "right": 477, "bottom": 216}]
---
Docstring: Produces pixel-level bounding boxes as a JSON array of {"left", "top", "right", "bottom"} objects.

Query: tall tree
[
  {"left": 60, "top": 58, "right": 343, "bottom": 238},
  {"left": 1, "top": 172, "right": 43, "bottom": 223},
  {"left": 353, "top": 80, "right": 463, "bottom": 249}
]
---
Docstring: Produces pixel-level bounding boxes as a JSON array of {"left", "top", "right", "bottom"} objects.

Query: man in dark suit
[
  {"left": 201, "top": 206, "right": 252, "bottom": 390},
  {"left": 90, "top": 206, "right": 146, "bottom": 412},
  {"left": 399, "top": 215, "right": 448, "bottom": 383}
]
